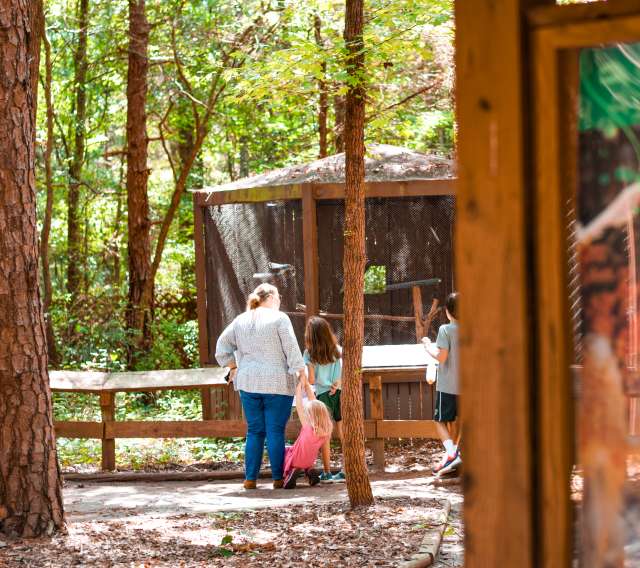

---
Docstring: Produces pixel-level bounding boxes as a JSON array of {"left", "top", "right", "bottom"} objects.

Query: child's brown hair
[{"left": 305, "top": 316, "right": 340, "bottom": 365}]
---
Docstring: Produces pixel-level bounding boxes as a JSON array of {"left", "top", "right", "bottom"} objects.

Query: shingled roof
[{"left": 191, "top": 144, "right": 453, "bottom": 195}]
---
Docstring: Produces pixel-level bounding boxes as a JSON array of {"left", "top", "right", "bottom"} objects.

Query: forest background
[{"left": 41, "top": 0, "right": 454, "bottom": 469}]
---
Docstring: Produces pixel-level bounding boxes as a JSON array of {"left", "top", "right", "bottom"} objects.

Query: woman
[{"left": 215, "top": 283, "right": 305, "bottom": 489}]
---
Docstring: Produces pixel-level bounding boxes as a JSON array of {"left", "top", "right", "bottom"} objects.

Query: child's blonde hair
[{"left": 305, "top": 400, "right": 333, "bottom": 438}]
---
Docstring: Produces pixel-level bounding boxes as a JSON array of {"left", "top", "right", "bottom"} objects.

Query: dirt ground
[{"left": 0, "top": 441, "right": 464, "bottom": 568}]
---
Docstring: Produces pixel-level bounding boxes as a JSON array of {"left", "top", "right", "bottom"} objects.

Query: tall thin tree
[
  {"left": 0, "top": 0, "right": 65, "bottom": 537},
  {"left": 125, "top": 0, "right": 152, "bottom": 364},
  {"left": 341, "top": 0, "right": 374, "bottom": 507},
  {"left": 314, "top": 14, "right": 329, "bottom": 158},
  {"left": 67, "top": 0, "right": 89, "bottom": 300}
]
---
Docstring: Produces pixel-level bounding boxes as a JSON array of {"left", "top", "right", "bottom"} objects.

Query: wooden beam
[
  {"left": 361, "top": 368, "right": 426, "bottom": 382},
  {"left": 192, "top": 184, "right": 303, "bottom": 206},
  {"left": 192, "top": 202, "right": 210, "bottom": 366},
  {"left": 107, "top": 419, "right": 248, "bottom": 439},
  {"left": 456, "top": 1, "right": 551, "bottom": 566},
  {"left": 412, "top": 286, "right": 425, "bottom": 342},
  {"left": 302, "top": 185, "right": 319, "bottom": 319},
  {"left": 313, "top": 178, "right": 455, "bottom": 200},
  {"left": 528, "top": 0, "right": 640, "bottom": 29},
  {"left": 376, "top": 420, "right": 438, "bottom": 439},
  {"left": 193, "top": 201, "right": 214, "bottom": 420},
  {"left": 50, "top": 367, "right": 228, "bottom": 393},
  {"left": 531, "top": 37, "right": 577, "bottom": 568},
  {"left": 369, "top": 375, "right": 385, "bottom": 471},
  {"left": 54, "top": 421, "right": 103, "bottom": 439},
  {"left": 191, "top": 178, "right": 455, "bottom": 206}
]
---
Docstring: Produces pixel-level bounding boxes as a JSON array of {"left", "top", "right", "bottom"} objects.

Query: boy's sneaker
[
  {"left": 432, "top": 452, "right": 457, "bottom": 475},
  {"left": 331, "top": 471, "right": 346, "bottom": 483},
  {"left": 319, "top": 472, "right": 333, "bottom": 483},
  {"left": 438, "top": 454, "right": 462, "bottom": 476},
  {"left": 284, "top": 468, "right": 301, "bottom": 489},
  {"left": 306, "top": 469, "right": 321, "bottom": 487}
]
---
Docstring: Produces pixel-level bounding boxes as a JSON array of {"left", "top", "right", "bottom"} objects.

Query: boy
[{"left": 423, "top": 292, "right": 461, "bottom": 475}]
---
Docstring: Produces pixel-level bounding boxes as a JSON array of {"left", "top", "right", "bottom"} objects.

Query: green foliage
[{"left": 364, "top": 264, "right": 386, "bottom": 294}]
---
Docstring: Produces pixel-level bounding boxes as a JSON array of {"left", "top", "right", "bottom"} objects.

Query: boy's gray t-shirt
[{"left": 435, "top": 322, "right": 459, "bottom": 395}]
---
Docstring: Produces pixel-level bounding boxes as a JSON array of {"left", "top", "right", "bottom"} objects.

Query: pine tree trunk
[
  {"left": 125, "top": 0, "right": 152, "bottom": 366},
  {"left": 314, "top": 15, "right": 328, "bottom": 158},
  {"left": 41, "top": 22, "right": 60, "bottom": 367},
  {"left": 341, "top": 0, "right": 374, "bottom": 508},
  {"left": 67, "top": 0, "right": 89, "bottom": 301},
  {"left": 0, "top": 1, "right": 65, "bottom": 538}
]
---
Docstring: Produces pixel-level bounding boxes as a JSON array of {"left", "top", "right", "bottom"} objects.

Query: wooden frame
[{"left": 531, "top": 10, "right": 640, "bottom": 567}]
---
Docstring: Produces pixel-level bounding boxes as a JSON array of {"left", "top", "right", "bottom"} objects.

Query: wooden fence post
[
  {"left": 100, "top": 392, "right": 116, "bottom": 471},
  {"left": 412, "top": 286, "right": 425, "bottom": 342},
  {"left": 369, "top": 375, "right": 385, "bottom": 472}
]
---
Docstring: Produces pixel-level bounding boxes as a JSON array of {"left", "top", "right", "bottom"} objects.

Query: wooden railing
[{"left": 52, "top": 367, "right": 438, "bottom": 472}]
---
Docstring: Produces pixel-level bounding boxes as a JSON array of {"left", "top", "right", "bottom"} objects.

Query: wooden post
[
  {"left": 302, "top": 185, "right": 319, "bottom": 319},
  {"left": 193, "top": 200, "right": 214, "bottom": 421},
  {"left": 412, "top": 286, "right": 425, "bottom": 342},
  {"left": 369, "top": 375, "right": 385, "bottom": 472},
  {"left": 455, "top": 0, "right": 552, "bottom": 566},
  {"left": 100, "top": 392, "right": 116, "bottom": 472},
  {"left": 531, "top": 41, "right": 578, "bottom": 568}
]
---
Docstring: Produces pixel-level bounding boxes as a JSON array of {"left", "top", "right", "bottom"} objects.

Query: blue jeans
[{"left": 239, "top": 391, "right": 293, "bottom": 481}]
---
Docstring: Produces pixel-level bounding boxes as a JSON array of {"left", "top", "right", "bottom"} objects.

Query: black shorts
[
  {"left": 317, "top": 389, "right": 341, "bottom": 422},
  {"left": 434, "top": 391, "right": 457, "bottom": 422}
]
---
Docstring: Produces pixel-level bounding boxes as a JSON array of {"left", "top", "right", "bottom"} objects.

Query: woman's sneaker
[
  {"left": 331, "top": 471, "right": 346, "bottom": 483},
  {"left": 319, "top": 472, "right": 333, "bottom": 483}
]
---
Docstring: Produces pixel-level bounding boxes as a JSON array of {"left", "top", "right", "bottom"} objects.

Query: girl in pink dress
[{"left": 283, "top": 374, "right": 333, "bottom": 489}]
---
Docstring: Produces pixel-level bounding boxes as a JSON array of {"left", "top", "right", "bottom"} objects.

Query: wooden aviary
[{"left": 190, "top": 144, "right": 455, "bottom": 420}]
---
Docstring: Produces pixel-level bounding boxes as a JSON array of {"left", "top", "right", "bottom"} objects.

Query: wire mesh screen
[
  {"left": 203, "top": 201, "right": 305, "bottom": 359},
  {"left": 202, "top": 195, "right": 455, "bottom": 358},
  {"left": 317, "top": 196, "right": 455, "bottom": 345}
]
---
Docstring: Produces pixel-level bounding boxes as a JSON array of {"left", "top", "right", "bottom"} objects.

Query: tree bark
[
  {"left": 67, "top": 0, "right": 89, "bottom": 301},
  {"left": 314, "top": 15, "right": 329, "bottom": 158},
  {"left": 341, "top": 0, "right": 374, "bottom": 508},
  {"left": 125, "top": 0, "right": 152, "bottom": 366},
  {"left": 0, "top": 1, "right": 65, "bottom": 537},
  {"left": 40, "top": 21, "right": 60, "bottom": 367}
]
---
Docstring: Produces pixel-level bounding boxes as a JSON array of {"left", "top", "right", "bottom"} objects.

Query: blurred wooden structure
[{"left": 457, "top": 1, "right": 640, "bottom": 567}]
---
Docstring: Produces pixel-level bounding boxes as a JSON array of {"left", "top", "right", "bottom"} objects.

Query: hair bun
[{"left": 248, "top": 293, "right": 261, "bottom": 310}]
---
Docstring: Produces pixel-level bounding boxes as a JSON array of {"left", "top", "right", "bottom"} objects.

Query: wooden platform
[{"left": 50, "top": 367, "right": 228, "bottom": 393}]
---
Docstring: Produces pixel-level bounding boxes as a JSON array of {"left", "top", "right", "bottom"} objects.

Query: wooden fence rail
[{"left": 51, "top": 367, "right": 438, "bottom": 472}]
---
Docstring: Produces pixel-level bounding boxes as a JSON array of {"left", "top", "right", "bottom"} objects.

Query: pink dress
[{"left": 283, "top": 425, "right": 329, "bottom": 474}]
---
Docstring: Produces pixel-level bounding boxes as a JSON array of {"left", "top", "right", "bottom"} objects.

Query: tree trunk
[
  {"left": 314, "top": 15, "right": 328, "bottom": 158},
  {"left": 67, "top": 0, "right": 89, "bottom": 301},
  {"left": 341, "top": 0, "right": 374, "bottom": 508},
  {"left": 334, "top": 94, "right": 346, "bottom": 154},
  {"left": 0, "top": 1, "right": 65, "bottom": 537},
  {"left": 40, "top": 22, "right": 60, "bottom": 367},
  {"left": 125, "top": 0, "right": 152, "bottom": 367}
]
